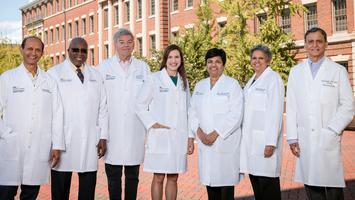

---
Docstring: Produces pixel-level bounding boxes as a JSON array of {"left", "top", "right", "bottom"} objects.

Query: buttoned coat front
[
  {"left": 97, "top": 56, "right": 150, "bottom": 165},
  {"left": 189, "top": 74, "right": 243, "bottom": 186},
  {"left": 48, "top": 59, "right": 108, "bottom": 172},
  {"left": 0, "top": 64, "right": 64, "bottom": 185},
  {"left": 286, "top": 58, "right": 354, "bottom": 187}
]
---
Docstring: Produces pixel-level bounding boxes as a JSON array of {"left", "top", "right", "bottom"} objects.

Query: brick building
[{"left": 20, "top": 0, "right": 355, "bottom": 91}]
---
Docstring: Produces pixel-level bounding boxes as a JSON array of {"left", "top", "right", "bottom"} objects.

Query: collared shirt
[
  {"left": 308, "top": 56, "right": 325, "bottom": 79},
  {"left": 117, "top": 56, "right": 132, "bottom": 73},
  {"left": 69, "top": 60, "right": 85, "bottom": 73},
  {"left": 25, "top": 66, "right": 39, "bottom": 87}
]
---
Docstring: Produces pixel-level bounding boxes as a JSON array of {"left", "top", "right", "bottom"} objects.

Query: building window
[
  {"left": 62, "top": 24, "right": 65, "bottom": 41},
  {"left": 337, "top": 61, "right": 348, "bottom": 71},
  {"left": 56, "top": 27, "right": 59, "bottom": 42},
  {"left": 44, "top": 31, "right": 48, "bottom": 44},
  {"left": 150, "top": 34, "right": 156, "bottom": 50},
  {"left": 281, "top": 9, "right": 291, "bottom": 33},
  {"left": 104, "top": 44, "right": 109, "bottom": 59},
  {"left": 333, "top": 0, "right": 347, "bottom": 31},
  {"left": 104, "top": 8, "right": 108, "bottom": 28},
  {"left": 69, "top": 0, "right": 72, "bottom": 7},
  {"left": 186, "top": 0, "right": 193, "bottom": 8},
  {"left": 56, "top": 55, "right": 60, "bottom": 64},
  {"left": 125, "top": 1, "right": 130, "bottom": 22},
  {"left": 62, "top": 54, "right": 66, "bottom": 61},
  {"left": 218, "top": 21, "right": 226, "bottom": 29},
  {"left": 89, "top": 15, "right": 94, "bottom": 33},
  {"left": 56, "top": 0, "right": 60, "bottom": 12},
  {"left": 68, "top": 23, "right": 72, "bottom": 38},
  {"left": 90, "top": 48, "right": 95, "bottom": 65},
  {"left": 82, "top": 18, "right": 86, "bottom": 35},
  {"left": 256, "top": 13, "right": 267, "bottom": 33},
  {"left": 75, "top": 0, "right": 78, "bottom": 5},
  {"left": 75, "top": 21, "right": 79, "bottom": 36},
  {"left": 137, "top": 37, "right": 143, "bottom": 55},
  {"left": 114, "top": 5, "right": 119, "bottom": 25},
  {"left": 137, "top": 0, "right": 142, "bottom": 19},
  {"left": 304, "top": 4, "right": 317, "bottom": 31},
  {"left": 150, "top": 0, "right": 155, "bottom": 15},
  {"left": 50, "top": 29, "right": 54, "bottom": 44},
  {"left": 172, "top": 0, "right": 178, "bottom": 11}
]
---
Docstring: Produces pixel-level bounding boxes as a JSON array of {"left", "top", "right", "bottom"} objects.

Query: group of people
[{"left": 0, "top": 26, "right": 353, "bottom": 200}]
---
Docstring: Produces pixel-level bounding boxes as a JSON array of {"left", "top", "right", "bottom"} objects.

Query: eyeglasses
[{"left": 70, "top": 48, "right": 88, "bottom": 54}]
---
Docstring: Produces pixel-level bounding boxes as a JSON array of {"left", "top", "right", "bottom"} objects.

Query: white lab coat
[
  {"left": 240, "top": 67, "right": 284, "bottom": 178},
  {"left": 97, "top": 56, "right": 150, "bottom": 165},
  {"left": 48, "top": 59, "right": 108, "bottom": 172},
  {"left": 189, "top": 74, "right": 243, "bottom": 186},
  {"left": 0, "top": 64, "right": 64, "bottom": 185},
  {"left": 136, "top": 68, "right": 190, "bottom": 173},
  {"left": 286, "top": 58, "right": 354, "bottom": 187}
]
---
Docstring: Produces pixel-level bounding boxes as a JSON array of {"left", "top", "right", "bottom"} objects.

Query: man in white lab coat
[
  {"left": 0, "top": 36, "right": 64, "bottom": 200},
  {"left": 286, "top": 27, "right": 354, "bottom": 200},
  {"left": 48, "top": 37, "right": 108, "bottom": 200},
  {"left": 97, "top": 28, "right": 150, "bottom": 200}
]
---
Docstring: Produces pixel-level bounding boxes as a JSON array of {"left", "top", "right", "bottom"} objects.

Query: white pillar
[
  {"left": 98, "top": 2, "right": 103, "bottom": 62},
  {"left": 118, "top": 0, "right": 123, "bottom": 28},
  {"left": 142, "top": 0, "right": 148, "bottom": 56},
  {"left": 155, "top": 0, "right": 160, "bottom": 50},
  {"left": 352, "top": 42, "right": 355, "bottom": 93},
  {"left": 108, "top": 0, "right": 113, "bottom": 57},
  {"left": 129, "top": 0, "right": 134, "bottom": 34}
]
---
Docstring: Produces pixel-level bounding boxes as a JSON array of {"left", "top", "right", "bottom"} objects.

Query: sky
[{"left": 0, "top": 0, "right": 29, "bottom": 43}]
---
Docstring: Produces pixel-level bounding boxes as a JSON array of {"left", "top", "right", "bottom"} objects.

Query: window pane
[
  {"left": 305, "top": 4, "right": 317, "bottom": 31},
  {"left": 281, "top": 9, "right": 291, "bottom": 33},
  {"left": 333, "top": 0, "right": 347, "bottom": 31}
]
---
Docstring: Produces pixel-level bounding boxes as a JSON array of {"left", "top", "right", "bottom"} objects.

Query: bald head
[{"left": 68, "top": 37, "right": 88, "bottom": 67}]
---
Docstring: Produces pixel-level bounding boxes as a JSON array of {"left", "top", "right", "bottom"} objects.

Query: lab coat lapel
[{"left": 160, "top": 68, "right": 178, "bottom": 90}]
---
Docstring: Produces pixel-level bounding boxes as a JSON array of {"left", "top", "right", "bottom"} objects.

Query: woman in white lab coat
[
  {"left": 189, "top": 48, "right": 243, "bottom": 200},
  {"left": 136, "top": 44, "right": 194, "bottom": 200},
  {"left": 240, "top": 44, "right": 284, "bottom": 200}
]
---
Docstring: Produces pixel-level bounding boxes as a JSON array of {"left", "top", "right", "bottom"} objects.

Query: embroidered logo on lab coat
[
  {"left": 159, "top": 87, "right": 169, "bottom": 92},
  {"left": 12, "top": 86, "right": 25, "bottom": 93},
  {"left": 105, "top": 74, "right": 116, "bottom": 80},
  {"left": 216, "top": 92, "right": 230, "bottom": 98},
  {"left": 42, "top": 88, "right": 52, "bottom": 93},
  {"left": 60, "top": 78, "right": 72, "bottom": 82},
  {"left": 321, "top": 80, "right": 338, "bottom": 88}
]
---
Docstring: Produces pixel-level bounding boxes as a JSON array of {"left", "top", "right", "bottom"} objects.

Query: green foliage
[
  {"left": 0, "top": 38, "right": 22, "bottom": 74},
  {"left": 135, "top": 0, "right": 305, "bottom": 90},
  {"left": 39, "top": 55, "right": 53, "bottom": 71}
]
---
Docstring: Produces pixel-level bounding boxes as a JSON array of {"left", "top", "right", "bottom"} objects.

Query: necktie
[{"left": 76, "top": 68, "right": 84, "bottom": 83}]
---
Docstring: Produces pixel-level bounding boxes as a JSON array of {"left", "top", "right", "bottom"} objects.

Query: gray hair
[
  {"left": 113, "top": 28, "right": 134, "bottom": 43},
  {"left": 250, "top": 44, "right": 272, "bottom": 62}
]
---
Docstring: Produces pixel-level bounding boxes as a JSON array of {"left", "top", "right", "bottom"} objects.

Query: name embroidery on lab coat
[
  {"left": 105, "top": 74, "right": 116, "bottom": 80},
  {"left": 42, "top": 88, "right": 52, "bottom": 93},
  {"left": 89, "top": 79, "right": 97, "bottom": 82},
  {"left": 321, "top": 80, "right": 337, "bottom": 88},
  {"left": 12, "top": 86, "right": 25, "bottom": 93},
  {"left": 136, "top": 74, "right": 144, "bottom": 80},
  {"left": 216, "top": 92, "right": 230, "bottom": 98},
  {"left": 195, "top": 91, "right": 204, "bottom": 95},
  {"left": 159, "top": 87, "right": 169, "bottom": 92},
  {"left": 254, "top": 88, "right": 266, "bottom": 92},
  {"left": 60, "top": 78, "right": 72, "bottom": 82}
]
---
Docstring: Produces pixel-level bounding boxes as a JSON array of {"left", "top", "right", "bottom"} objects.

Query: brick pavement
[{"left": 25, "top": 131, "right": 355, "bottom": 199}]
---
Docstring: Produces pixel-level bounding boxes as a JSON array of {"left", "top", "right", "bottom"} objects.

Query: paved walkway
[{"left": 31, "top": 131, "right": 355, "bottom": 199}]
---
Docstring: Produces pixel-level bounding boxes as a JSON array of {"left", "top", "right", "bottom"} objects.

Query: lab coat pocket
[
  {"left": 320, "top": 128, "right": 340, "bottom": 151},
  {"left": 147, "top": 128, "right": 170, "bottom": 154},
  {"left": 250, "top": 91, "right": 267, "bottom": 111},
  {"left": 213, "top": 95, "right": 229, "bottom": 114},
  {"left": 0, "top": 132, "right": 19, "bottom": 161},
  {"left": 320, "top": 84, "right": 338, "bottom": 104},
  {"left": 214, "top": 133, "right": 237, "bottom": 153},
  {"left": 39, "top": 135, "right": 52, "bottom": 162},
  {"left": 251, "top": 130, "right": 265, "bottom": 156}
]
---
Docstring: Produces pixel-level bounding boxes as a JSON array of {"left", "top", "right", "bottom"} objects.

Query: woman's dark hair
[
  {"left": 205, "top": 48, "right": 226, "bottom": 66},
  {"left": 160, "top": 44, "right": 187, "bottom": 90}
]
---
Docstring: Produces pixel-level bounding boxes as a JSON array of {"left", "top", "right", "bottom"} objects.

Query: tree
[{"left": 0, "top": 38, "right": 22, "bottom": 74}]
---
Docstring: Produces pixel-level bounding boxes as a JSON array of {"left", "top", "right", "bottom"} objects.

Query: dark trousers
[
  {"left": 105, "top": 164, "right": 140, "bottom": 200},
  {"left": 206, "top": 185, "right": 234, "bottom": 200},
  {"left": 51, "top": 170, "right": 97, "bottom": 200},
  {"left": 249, "top": 174, "right": 281, "bottom": 200},
  {"left": 305, "top": 184, "right": 344, "bottom": 200},
  {"left": 0, "top": 185, "right": 40, "bottom": 200}
]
